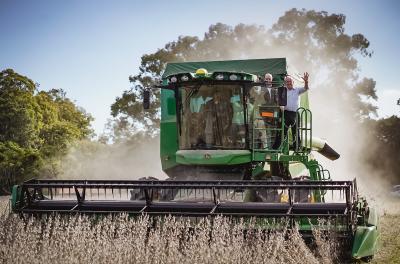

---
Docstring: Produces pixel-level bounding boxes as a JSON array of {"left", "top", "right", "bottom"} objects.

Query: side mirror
[
  {"left": 278, "top": 86, "right": 287, "bottom": 106},
  {"left": 143, "top": 89, "right": 150, "bottom": 110}
]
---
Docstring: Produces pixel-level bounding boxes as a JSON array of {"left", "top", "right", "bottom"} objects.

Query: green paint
[
  {"left": 352, "top": 226, "right": 380, "bottom": 259},
  {"left": 251, "top": 163, "right": 265, "bottom": 177},
  {"left": 352, "top": 207, "right": 380, "bottom": 259},
  {"left": 10, "top": 185, "right": 21, "bottom": 211},
  {"left": 176, "top": 150, "right": 252, "bottom": 165},
  {"left": 160, "top": 89, "right": 178, "bottom": 171},
  {"left": 160, "top": 122, "right": 178, "bottom": 170}
]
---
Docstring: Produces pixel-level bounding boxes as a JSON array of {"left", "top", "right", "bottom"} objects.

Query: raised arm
[{"left": 302, "top": 72, "right": 309, "bottom": 90}]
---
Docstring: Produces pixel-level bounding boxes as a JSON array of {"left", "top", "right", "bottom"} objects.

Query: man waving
[{"left": 283, "top": 72, "right": 309, "bottom": 149}]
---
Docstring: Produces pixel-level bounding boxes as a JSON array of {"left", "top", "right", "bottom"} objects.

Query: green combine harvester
[{"left": 10, "top": 58, "right": 379, "bottom": 261}]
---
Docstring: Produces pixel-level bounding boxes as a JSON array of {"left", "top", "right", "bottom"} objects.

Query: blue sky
[{"left": 1, "top": 0, "right": 399, "bottom": 135}]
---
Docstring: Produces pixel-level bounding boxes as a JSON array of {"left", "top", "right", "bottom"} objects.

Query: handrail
[{"left": 296, "top": 107, "right": 312, "bottom": 153}]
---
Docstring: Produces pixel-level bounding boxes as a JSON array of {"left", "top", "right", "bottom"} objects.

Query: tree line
[{"left": 0, "top": 69, "right": 92, "bottom": 193}]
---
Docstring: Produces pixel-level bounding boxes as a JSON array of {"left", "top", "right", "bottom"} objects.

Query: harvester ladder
[{"left": 296, "top": 107, "right": 312, "bottom": 154}]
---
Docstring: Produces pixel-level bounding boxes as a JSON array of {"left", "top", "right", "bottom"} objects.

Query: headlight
[
  {"left": 181, "top": 75, "right": 189, "bottom": 82},
  {"left": 196, "top": 68, "right": 208, "bottom": 76},
  {"left": 170, "top": 76, "right": 177, "bottom": 83},
  {"left": 215, "top": 74, "right": 224, "bottom": 80},
  {"left": 229, "top": 74, "right": 238, "bottom": 81}
]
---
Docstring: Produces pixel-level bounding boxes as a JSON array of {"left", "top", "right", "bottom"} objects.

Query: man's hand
[
  {"left": 301, "top": 72, "right": 309, "bottom": 82},
  {"left": 302, "top": 72, "right": 309, "bottom": 90}
]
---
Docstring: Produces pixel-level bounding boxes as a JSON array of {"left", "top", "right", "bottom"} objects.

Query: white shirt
[
  {"left": 266, "top": 87, "right": 272, "bottom": 98},
  {"left": 284, "top": 87, "right": 307, "bottom": 112}
]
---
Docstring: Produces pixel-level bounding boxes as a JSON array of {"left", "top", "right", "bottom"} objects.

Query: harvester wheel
[
  {"left": 360, "top": 256, "right": 373, "bottom": 263},
  {"left": 353, "top": 256, "right": 373, "bottom": 263}
]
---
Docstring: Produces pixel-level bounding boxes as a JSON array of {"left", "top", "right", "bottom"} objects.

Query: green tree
[
  {"left": 0, "top": 141, "right": 41, "bottom": 192},
  {"left": 0, "top": 69, "right": 41, "bottom": 148},
  {"left": 37, "top": 89, "right": 93, "bottom": 157},
  {"left": 0, "top": 69, "right": 93, "bottom": 190},
  {"left": 111, "top": 8, "right": 377, "bottom": 138}
]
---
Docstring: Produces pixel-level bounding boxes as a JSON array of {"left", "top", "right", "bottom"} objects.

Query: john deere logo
[{"left": 204, "top": 153, "right": 211, "bottom": 159}]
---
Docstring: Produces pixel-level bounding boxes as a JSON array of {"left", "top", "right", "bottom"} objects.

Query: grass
[{"left": 371, "top": 214, "right": 400, "bottom": 264}]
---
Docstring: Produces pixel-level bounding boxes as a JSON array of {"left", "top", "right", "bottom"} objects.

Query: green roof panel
[{"left": 162, "top": 58, "right": 287, "bottom": 79}]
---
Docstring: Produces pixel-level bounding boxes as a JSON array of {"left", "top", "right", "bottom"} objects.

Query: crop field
[
  {"left": 370, "top": 213, "right": 400, "bottom": 264},
  {"left": 0, "top": 198, "right": 398, "bottom": 264}
]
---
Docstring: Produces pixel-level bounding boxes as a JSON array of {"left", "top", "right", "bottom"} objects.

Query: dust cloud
[
  {"left": 308, "top": 79, "right": 395, "bottom": 213},
  {"left": 57, "top": 137, "right": 167, "bottom": 180}
]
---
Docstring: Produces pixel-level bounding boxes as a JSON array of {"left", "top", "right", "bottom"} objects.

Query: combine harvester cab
[{"left": 11, "top": 58, "right": 379, "bottom": 261}]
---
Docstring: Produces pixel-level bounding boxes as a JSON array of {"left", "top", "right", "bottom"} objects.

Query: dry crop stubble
[{"left": 0, "top": 199, "right": 346, "bottom": 264}]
